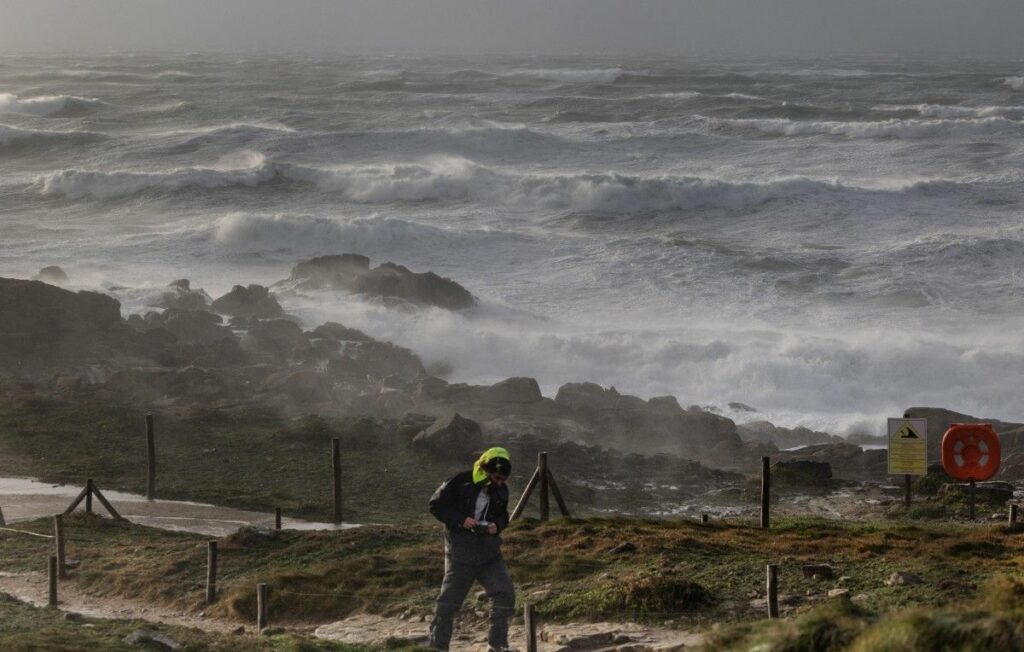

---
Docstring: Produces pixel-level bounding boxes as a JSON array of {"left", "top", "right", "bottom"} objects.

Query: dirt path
[
  {"left": 315, "top": 614, "right": 704, "bottom": 651},
  {"left": 0, "top": 570, "right": 241, "bottom": 634}
]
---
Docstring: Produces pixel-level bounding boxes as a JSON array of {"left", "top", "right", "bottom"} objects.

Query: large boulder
[
  {"left": 485, "top": 377, "right": 544, "bottom": 404},
  {"left": 248, "top": 319, "right": 310, "bottom": 352},
  {"left": 280, "top": 255, "right": 476, "bottom": 311},
  {"left": 775, "top": 442, "right": 888, "bottom": 481},
  {"left": 154, "top": 279, "right": 211, "bottom": 311},
  {"left": 0, "top": 278, "right": 127, "bottom": 368},
  {"left": 310, "top": 321, "right": 375, "bottom": 343},
  {"left": 412, "top": 412, "right": 484, "bottom": 455},
  {"left": 138, "top": 309, "right": 233, "bottom": 345},
  {"left": 211, "top": 285, "right": 284, "bottom": 319}
]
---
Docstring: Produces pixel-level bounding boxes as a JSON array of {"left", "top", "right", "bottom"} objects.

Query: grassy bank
[{"left": 2, "top": 514, "right": 1021, "bottom": 631}]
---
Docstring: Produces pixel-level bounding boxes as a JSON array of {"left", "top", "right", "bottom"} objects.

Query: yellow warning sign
[{"left": 888, "top": 418, "right": 928, "bottom": 475}]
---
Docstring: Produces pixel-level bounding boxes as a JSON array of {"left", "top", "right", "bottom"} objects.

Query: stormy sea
[{"left": 2, "top": 53, "right": 1024, "bottom": 434}]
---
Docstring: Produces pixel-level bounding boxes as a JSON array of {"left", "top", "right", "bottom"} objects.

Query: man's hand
[
  {"left": 486, "top": 523, "right": 498, "bottom": 535},
  {"left": 462, "top": 517, "right": 478, "bottom": 530}
]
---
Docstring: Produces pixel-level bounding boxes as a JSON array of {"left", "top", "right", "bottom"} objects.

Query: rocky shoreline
[{"left": 4, "top": 254, "right": 1024, "bottom": 495}]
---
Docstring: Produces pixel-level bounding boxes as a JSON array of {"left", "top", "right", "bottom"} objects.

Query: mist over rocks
[
  {"left": 154, "top": 279, "right": 211, "bottom": 312},
  {"left": 33, "top": 265, "right": 69, "bottom": 285},
  {"left": 275, "top": 254, "right": 476, "bottom": 311}
]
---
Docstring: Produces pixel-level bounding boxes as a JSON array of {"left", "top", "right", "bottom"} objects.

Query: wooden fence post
[
  {"left": 146, "top": 414, "right": 156, "bottom": 501},
  {"left": 524, "top": 602, "right": 538, "bottom": 652},
  {"left": 257, "top": 583, "right": 269, "bottom": 631},
  {"left": 761, "top": 457, "right": 771, "bottom": 530},
  {"left": 969, "top": 480, "right": 977, "bottom": 520},
  {"left": 332, "top": 438, "right": 342, "bottom": 524},
  {"left": 275, "top": 508, "right": 282, "bottom": 531},
  {"left": 206, "top": 541, "right": 218, "bottom": 604},
  {"left": 904, "top": 474, "right": 912, "bottom": 509},
  {"left": 766, "top": 564, "right": 779, "bottom": 619},
  {"left": 538, "top": 452, "right": 549, "bottom": 521},
  {"left": 1010, "top": 504, "right": 1019, "bottom": 527},
  {"left": 85, "top": 479, "right": 93, "bottom": 514},
  {"left": 48, "top": 555, "right": 58, "bottom": 607},
  {"left": 53, "top": 515, "right": 66, "bottom": 579},
  {"left": 701, "top": 513, "right": 709, "bottom": 525},
  {"left": 0, "top": 503, "right": 5, "bottom": 527}
]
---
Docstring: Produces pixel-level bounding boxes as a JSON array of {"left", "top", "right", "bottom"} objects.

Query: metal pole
[
  {"left": 969, "top": 480, "right": 976, "bottom": 520},
  {"left": 760, "top": 457, "right": 771, "bottom": 530},
  {"left": 904, "top": 474, "right": 912, "bottom": 509}
]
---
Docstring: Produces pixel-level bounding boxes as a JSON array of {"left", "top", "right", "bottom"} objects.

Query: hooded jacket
[{"left": 429, "top": 449, "right": 511, "bottom": 565}]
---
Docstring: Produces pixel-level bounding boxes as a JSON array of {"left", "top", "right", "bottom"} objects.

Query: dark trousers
[{"left": 429, "top": 554, "right": 515, "bottom": 650}]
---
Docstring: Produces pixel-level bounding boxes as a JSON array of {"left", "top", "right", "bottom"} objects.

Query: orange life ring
[{"left": 941, "top": 423, "right": 1001, "bottom": 482}]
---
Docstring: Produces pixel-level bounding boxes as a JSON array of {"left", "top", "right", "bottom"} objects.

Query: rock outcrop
[
  {"left": 33, "top": 266, "right": 69, "bottom": 285},
  {"left": 279, "top": 254, "right": 476, "bottom": 310},
  {"left": 412, "top": 412, "right": 484, "bottom": 455},
  {"left": 210, "top": 285, "right": 284, "bottom": 319}
]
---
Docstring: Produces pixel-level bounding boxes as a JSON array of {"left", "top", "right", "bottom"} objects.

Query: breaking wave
[
  {"left": 0, "top": 124, "right": 108, "bottom": 148},
  {"left": 31, "top": 152, "right": 968, "bottom": 214},
  {"left": 708, "top": 115, "right": 1023, "bottom": 139},
  {"left": 510, "top": 68, "right": 627, "bottom": 83},
  {"left": 0, "top": 93, "right": 105, "bottom": 117},
  {"left": 873, "top": 104, "right": 1024, "bottom": 119},
  {"left": 1004, "top": 76, "right": 1024, "bottom": 90}
]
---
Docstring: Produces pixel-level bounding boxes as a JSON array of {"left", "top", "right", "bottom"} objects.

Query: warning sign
[{"left": 888, "top": 418, "right": 928, "bottom": 475}]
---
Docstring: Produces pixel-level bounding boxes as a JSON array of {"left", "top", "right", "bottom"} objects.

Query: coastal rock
[
  {"left": 33, "top": 266, "right": 69, "bottom": 285},
  {"left": 281, "top": 254, "right": 476, "bottom": 310},
  {"left": 412, "top": 412, "right": 483, "bottom": 455},
  {"left": 739, "top": 421, "right": 839, "bottom": 449},
  {"left": 154, "top": 279, "right": 211, "bottom": 311},
  {"left": 485, "top": 377, "right": 544, "bottom": 404},
  {"left": 258, "top": 369, "right": 332, "bottom": 404},
  {"left": 773, "top": 460, "right": 833, "bottom": 488},
  {"left": 211, "top": 284, "right": 284, "bottom": 319},
  {"left": 310, "top": 322, "right": 375, "bottom": 343},
  {"left": 139, "top": 309, "right": 233, "bottom": 346},
  {"left": 775, "top": 442, "right": 887, "bottom": 482},
  {"left": 248, "top": 319, "right": 310, "bottom": 352}
]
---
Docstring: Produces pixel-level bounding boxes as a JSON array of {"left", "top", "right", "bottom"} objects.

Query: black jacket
[{"left": 429, "top": 470, "right": 510, "bottom": 533}]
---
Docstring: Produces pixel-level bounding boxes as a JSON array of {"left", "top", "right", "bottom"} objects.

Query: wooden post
[
  {"left": 969, "top": 480, "right": 976, "bottom": 520},
  {"left": 257, "top": 583, "right": 269, "bottom": 631},
  {"left": 760, "top": 457, "right": 771, "bottom": 530},
  {"left": 701, "top": 513, "right": 709, "bottom": 525},
  {"left": 146, "top": 413, "right": 156, "bottom": 501},
  {"left": 63, "top": 484, "right": 91, "bottom": 515},
  {"left": 90, "top": 484, "right": 123, "bottom": 521},
  {"left": 538, "top": 452, "right": 550, "bottom": 521},
  {"left": 275, "top": 507, "right": 282, "bottom": 531},
  {"left": 53, "top": 515, "right": 66, "bottom": 579},
  {"left": 1009, "top": 504, "right": 1019, "bottom": 527},
  {"left": 547, "top": 469, "right": 571, "bottom": 518},
  {"left": 524, "top": 602, "right": 538, "bottom": 652},
  {"left": 510, "top": 468, "right": 540, "bottom": 521},
  {"left": 206, "top": 541, "right": 218, "bottom": 604},
  {"left": 48, "top": 555, "right": 58, "bottom": 607},
  {"left": 85, "top": 479, "right": 93, "bottom": 514},
  {"left": 332, "top": 438, "right": 342, "bottom": 525},
  {"left": 766, "top": 564, "right": 779, "bottom": 619},
  {"left": 0, "top": 503, "right": 5, "bottom": 527},
  {"left": 904, "top": 474, "right": 912, "bottom": 509}
]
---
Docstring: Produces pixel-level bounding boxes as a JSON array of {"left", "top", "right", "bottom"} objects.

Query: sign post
[{"left": 888, "top": 418, "right": 928, "bottom": 508}]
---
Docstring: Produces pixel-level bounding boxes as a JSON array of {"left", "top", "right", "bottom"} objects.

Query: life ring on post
[{"left": 941, "top": 423, "right": 1001, "bottom": 482}]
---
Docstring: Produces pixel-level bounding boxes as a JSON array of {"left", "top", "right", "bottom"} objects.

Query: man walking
[{"left": 428, "top": 447, "right": 515, "bottom": 651}]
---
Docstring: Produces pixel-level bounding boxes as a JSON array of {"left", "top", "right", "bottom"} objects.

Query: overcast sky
[{"left": 3, "top": 0, "right": 1024, "bottom": 57}]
